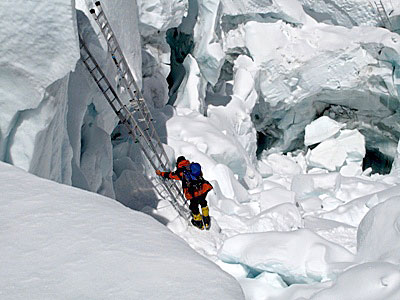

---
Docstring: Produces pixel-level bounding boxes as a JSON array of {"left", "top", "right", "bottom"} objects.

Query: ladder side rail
[
  {"left": 374, "top": 1, "right": 392, "bottom": 29},
  {"left": 90, "top": 2, "right": 173, "bottom": 171},
  {"left": 79, "top": 35, "right": 189, "bottom": 218},
  {"left": 80, "top": 36, "right": 171, "bottom": 174},
  {"left": 80, "top": 38, "right": 127, "bottom": 118},
  {"left": 90, "top": 5, "right": 151, "bottom": 130},
  {"left": 134, "top": 134, "right": 188, "bottom": 207},
  {"left": 129, "top": 130, "right": 190, "bottom": 217}
]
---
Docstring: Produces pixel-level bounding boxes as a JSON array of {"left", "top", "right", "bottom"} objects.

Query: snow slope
[
  {"left": 0, "top": 162, "right": 244, "bottom": 299},
  {"left": 2, "top": 0, "right": 400, "bottom": 299}
]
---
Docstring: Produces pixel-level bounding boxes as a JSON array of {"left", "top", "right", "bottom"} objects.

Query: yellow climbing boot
[
  {"left": 191, "top": 213, "right": 204, "bottom": 230},
  {"left": 202, "top": 206, "right": 211, "bottom": 230}
]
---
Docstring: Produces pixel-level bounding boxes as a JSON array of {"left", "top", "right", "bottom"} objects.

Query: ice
[
  {"left": 300, "top": 0, "right": 379, "bottom": 27},
  {"left": 79, "top": 120, "right": 115, "bottom": 198},
  {"left": 246, "top": 203, "right": 303, "bottom": 232},
  {"left": 3, "top": 0, "right": 400, "bottom": 298},
  {"left": 219, "top": 229, "right": 354, "bottom": 284},
  {"left": 0, "top": 162, "right": 244, "bottom": 299},
  {"left": 0, "top": 0, "right": 79, "bottom": 177},
  {"left": 291, "top": 172, "right": 341, "bottom": 200},
  {"left": 174, "top": 54, "right": 206, "bottom": 113},
  {"left": 238, "top": 271, "right": 288, "bottom": 300},
  {"left": 239, "top": 18, "right": 400, "bottom": 154},
  {"left": 390, "top": 139, "right": 400, "bottom": 178},
  {"left": 307, "top": 139, "right": 348, "bottom": 171},
  {"left": 221, "top": 0, "right": 308, "bottom": 25},
  {"left": 254, "top": 187, "right": 296, "bottom": 212},
  {"left": 136, "top": 0, "right": 187, "bottom": 37},
  {"left": 317, "top": 184, "right": 400, "bottom": 227},
  {"left": 211, "top": 164, "right": 249, "bottom": 203},
  {"left": 304, "top": 216, "right": 357, "bottom": 254},
  {"left": 193, "top": 0, "right": 225, "bottom": 85},
  {"left": 167, "top": 110, "right": 259, "bottom": 188},
  {"left": 311, "top": 262, "right": 400, "bottom": 300},
  {"left": 357, "top": 196, "right": 400, "bottom": 264},
  {"left": 240, "top": 278, "right": 331, "bottom": 300},
  {"left": 307, "top": 127, "right": 366, "bottom": 172},
  {"left": 261, "top": 153, "right": 302, "bottom": 176},
  {"left": 304, "top": 116, "right": 345, "bottom": 146}
]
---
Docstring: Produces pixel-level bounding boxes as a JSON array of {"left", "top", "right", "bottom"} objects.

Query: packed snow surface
[
  {"left": 2, "top": 0, "right": 400, "bottom": 299},
  {"left": 0, "top": 162, "right": 243, "bottom": 299}
]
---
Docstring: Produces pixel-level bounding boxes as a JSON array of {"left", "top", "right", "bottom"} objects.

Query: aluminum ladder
[
  {"left": 374, "top": 0, "right": 392, "bottom": 30},
  {"left": 79, "top": 34, "right": 190, "bottom": 220}
]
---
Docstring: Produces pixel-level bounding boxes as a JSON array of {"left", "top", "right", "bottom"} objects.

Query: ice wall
[
  {"left": 0, "top": 0, "right": 143, "bottom": 198},
  {"left": 0, "top": 0, "right": 79, "bottom": 182},
  {"left": 214, "top": 0, "right": 400, "bottom": 173}
]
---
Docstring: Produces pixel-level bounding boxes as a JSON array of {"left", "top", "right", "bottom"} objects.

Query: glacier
[{"left": 2, "top": 0, "right": 400, "bottom": 299}]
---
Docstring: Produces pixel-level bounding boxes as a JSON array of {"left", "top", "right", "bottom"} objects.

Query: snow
[
  {"left": 311, "top": 262, "right": 400, "bottom": 300},
  {"left": 175, "top": 54, "right": 205, "bottom": 112},
  {"left": 357, "top": 196, "right": 400, "bottom": 264},
  {"left": 136, "top": 0, "right": 187, "bottom": 37},
  {"left": 304, "top": 116, "right": 366, "bottom": 172},
  {"left": 236, "top": 16, "right": 400, "bottom": 154},
  {"left": 0, "top": 0, "right": 79, "bottom": 177},
  {"left": 0, "top": 162, "right": 243, "bottom": 299},
  {"left": 3, "top": 0, "right": 400, "bottom": 299},
  {"left": 246, "top": 203, "right": 302, "bottom": 232},
  {"left": 304, "top": 116, "right": 345, "bottom": 146},
  {"left": 219, "top": 229, "right": 354, "bottom": 284},
  {"left": 193, "top": 0, "right": 225, "bottom": 85}
]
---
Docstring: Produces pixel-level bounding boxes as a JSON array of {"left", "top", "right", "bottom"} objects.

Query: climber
[{"left": 156, "top": 156, "right": 213, "bottom": 230}]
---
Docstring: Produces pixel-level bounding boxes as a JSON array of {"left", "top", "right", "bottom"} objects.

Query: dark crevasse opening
[
  {"left": 253, "top": 98, "right": 398, "bottom": 174},
  {"left": 166, "top": 0, "right": 198, "bottom": 106},
  {"left": 363, "top": 147, "right": 394, "bottom": 175}
]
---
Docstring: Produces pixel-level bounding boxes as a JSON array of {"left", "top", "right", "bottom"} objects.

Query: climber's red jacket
[{"left": 157, "top": 159, "right": 213, "bottom": 200}]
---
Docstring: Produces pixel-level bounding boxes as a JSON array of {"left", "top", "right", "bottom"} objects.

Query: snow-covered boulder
[
  {"left": 240, "top": 273, "right": 330, "bottom": 300},
  {"left": 219, "top": 229, "right": 354, "bottom": 284},
  {"left": 291, "top": 172, "right": 341, "bottom": 201},
  {"left": 306, "top": 128, "right": 366, "bottom": 172},
  {"left": 357, "top": 196, "right": 400, "bottom": 264},
  {"left": 246, "top": 203, "right": 302, "bottom": 232},
  {"left": 255, "top": 187, "right": 296, "bottom": 212},
  {"left": 318, "top": 184, "right": 400, "bottom": 227},
  {"left": 261, "top": 153, "right": 302, "bottom": 176},
  {"left": 304, "top": 116, "right": 345, "bottom": 146},
  {"left": 0, "top": 162, "right": 244, "bottom": 299},
  {"left": 167, "top": 110, "right": 257, "bottom": 191},
  {"left": 311, "top": 262, "right": 400, "bottom": 300}
]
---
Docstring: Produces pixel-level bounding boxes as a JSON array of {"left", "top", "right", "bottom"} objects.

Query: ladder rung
[
  {"left": 86, "top": 5, "right": 189, "bottom": 218},
  {"left": 97, "top": 10, "right": 105, "bottom": 19},
  {"left": 82, "top": 56, "right": 91, "bottom": 63}
]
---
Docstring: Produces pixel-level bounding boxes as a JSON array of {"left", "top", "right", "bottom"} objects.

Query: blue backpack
[{"left": 183, "top": 163, "right": 203, "bottom": 191}]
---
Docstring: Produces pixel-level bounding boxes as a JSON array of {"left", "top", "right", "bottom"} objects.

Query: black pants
[{"left": 189, "top": 193, "right": 208, "bottom": 215}]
